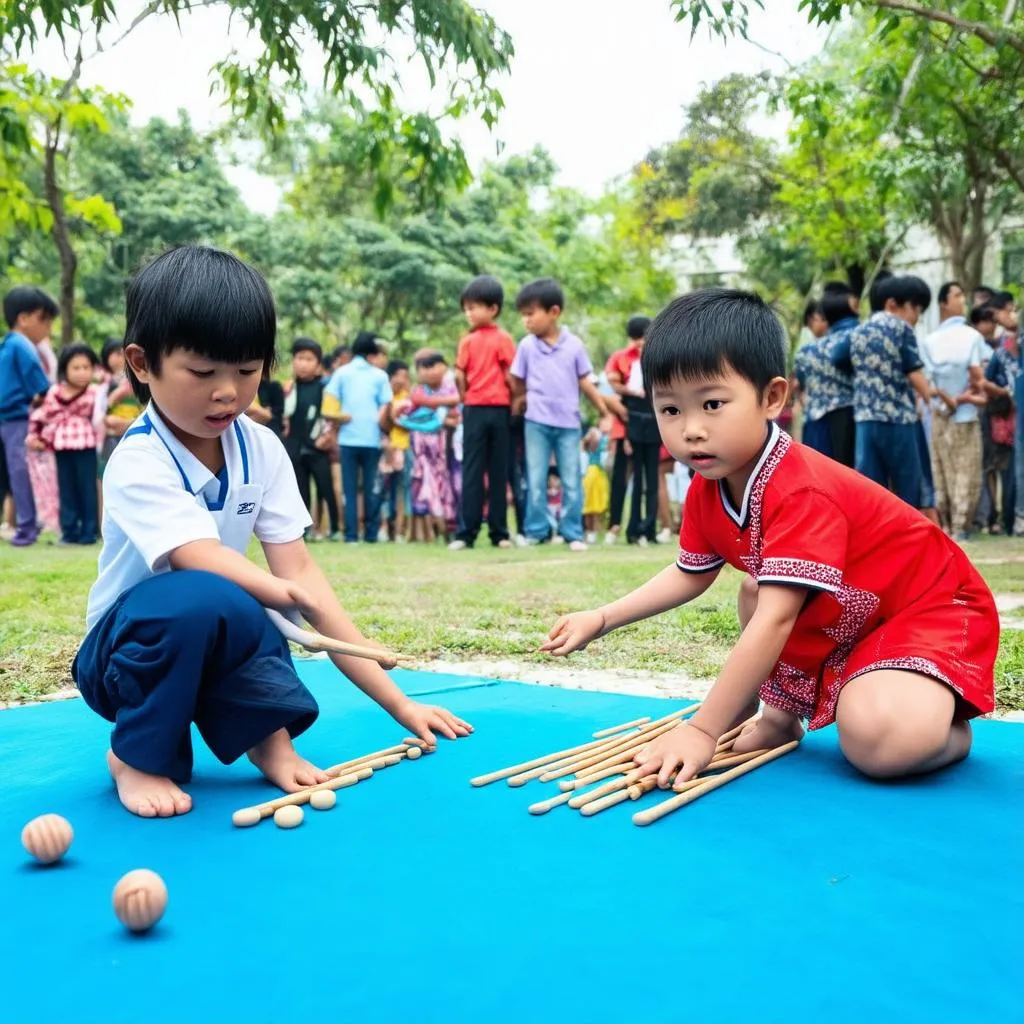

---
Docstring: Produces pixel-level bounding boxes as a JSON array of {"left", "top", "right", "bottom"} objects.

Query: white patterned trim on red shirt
[
  {"left": 758, "top": 557, "right": 842, "bottom": 593},
  {"left": 676, "top": 548, "right": 725, "bottom": 574}
]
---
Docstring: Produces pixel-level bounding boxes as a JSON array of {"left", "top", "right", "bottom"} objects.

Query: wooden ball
[
  {"left": 232, "top": 808, "right": 261, "bottom": 828},
  {"left": 113, "top": 869, "right": 167, "bottom": 933},
  {"left": 21, "top": 814, "right": 73, "bottom": 864},
  {"left": 405, "top": 746, "right": 422, "bottom": 760},
  {"left": 309, "top": 790, "right": 336, "bottom": 811},
  {"left": 273, "top": 805, "right": 304, "bottom": 829}
]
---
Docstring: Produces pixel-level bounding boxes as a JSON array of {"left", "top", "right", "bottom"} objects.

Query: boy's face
[
  {"left": 652, "top": 365, "right": 787, "bottom": 484},
  {"left": 15, "top": 309, "right": 54, "bottom": 344},
  {"left": 940, "top": 284, "right": 965, "bottom": 319},
  {"left": 806, "top": 312, "right": 828, "bottom": 338},
  {"left": 390, "top": 369, "right": 410, "bottom": 393},
  {"left": 463, "top": 301, "right": 499, "bottom": 330},
  {"left": 292, "top": 350, "right": 321, "bottom": 381},
  {"left": 126, "top": 346, "right": 263, "bottom": 441},
  {"left": 994, "top": 304, "right": 1019, "bottom": 331},
  {"left": 64, "top": 354, "right": 95, "bottom": 389},
  {"left": 418, "top": 362, "right": 447, "bottom": 388},
  {"left": 519, "top": 302, "right": 560, "bottom": 339},
  {"left": 975, "top": 318, "right": 996, "bottom": 343}
]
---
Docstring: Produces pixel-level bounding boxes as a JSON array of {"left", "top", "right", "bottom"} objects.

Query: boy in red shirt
[
  {"left": 450, "top": 275, "right": 517, "bottom": 550},
  {"left": 544, "top": 288, "right": 997, "bottom": 788}
]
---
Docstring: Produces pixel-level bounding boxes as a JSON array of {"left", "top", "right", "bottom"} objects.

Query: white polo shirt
[{"left": 86, "top": 404, "right": 311, "bottom": 631}]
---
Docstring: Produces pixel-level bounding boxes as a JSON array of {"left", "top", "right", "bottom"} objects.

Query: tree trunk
[{"left": 43, "top": 118, "right": 77, "bottom": 347}]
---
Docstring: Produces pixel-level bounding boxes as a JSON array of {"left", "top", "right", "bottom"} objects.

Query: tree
[{"left": 0, "top": 63, "right": 122, "bottom": 343}]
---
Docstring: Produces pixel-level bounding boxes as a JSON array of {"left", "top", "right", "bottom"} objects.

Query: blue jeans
[
  {"left": 855, "top": 420, "right": 924, "bottom": 508},
  {"left": 524, "top": 421, "right": 583, "bottom": 542},
  {"left": 340, "top": 445, "right": 381, "bottom": 542}
]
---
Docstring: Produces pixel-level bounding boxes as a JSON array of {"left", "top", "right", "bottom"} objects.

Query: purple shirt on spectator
[{"left": 510, "top": 328, "right": 592, "bottom": 430}]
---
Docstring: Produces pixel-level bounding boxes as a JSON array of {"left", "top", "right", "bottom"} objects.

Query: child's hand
[
  {"left": 632, "top": 723, "right": 717, "bottom": 789},
  {"left": 26, "top": 435, "right": 46, "bottom": 452},
  {"left": 540, "top": 610, "right": 606, "bottom": 656},
  {"left": 394, "top": 699, "right": 473, "bottom": 746}
]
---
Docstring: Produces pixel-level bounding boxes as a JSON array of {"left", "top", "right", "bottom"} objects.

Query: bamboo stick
[
  {"left": 232, "top": 765, "right": 373, "bottom": 827},
  {"left": 592, "top": 716, "right": 651, "bottom": 739},
  {"left": 507, "top": 732, "right": 638, "bottom": 787},
  {"left": 266, "top": 608, "right": 412, "bottom": 669},
  {"left": 633, "top": 741, "right": 800, "bottom": 826}
]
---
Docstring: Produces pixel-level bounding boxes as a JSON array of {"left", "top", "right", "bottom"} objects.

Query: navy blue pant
[
  {"left": 56, "top": 448, "right": 99, "bottom": 543},
  {"left": 340, "top": 445, "right": 380, "bottom": 542},
  {"left": 855, "top": 420, "right": 925, "bottom": 508},
  {"left": 72, "top": 571, "right": 319, "bottom": 782}
]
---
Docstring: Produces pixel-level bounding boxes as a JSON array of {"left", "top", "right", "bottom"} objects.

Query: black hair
[
  {"left": 873, "top": 274, "right": 932, "bottom": 313},
  {"left": 415, "top": 352, "right": 447, "bottom": 370},
  {"left": 100, "top": 337, "right": 124, "bottom": 372},
  {"left": 626, "top": 316, "right": 651, "bottom": 341},
  {"left": 352, "top": 332, "right": 380, "bottom": 359},
  {"left": 971, "top": 285, "right": 995, "bottom": 305},
  {"left": 938, "top": 281, "right": 962, "bottom": 306},
  {"left": 123, "top": 245, "right": 276, "bottom": 403},
  {"left": 331, "top": 345, "right": 351, "bottom": 361},
  {"left": 803, "top": 300, "right": 824, "bottom": 326},
  {"left": 460, "top": 275, "right": 504, "bottom": 313},
  {"left": 291, "top": 336, "right": 323, "bottom": 360},
  {"left": 820, "top": 284, "right": 856, "bottom": 327},
  {"left": 3, "top": 285, "right": 58, "bottom": 329},
  {"left": 868, "top": 271, "right": 893, "bottom": 313},
  {"left": 642, "top": 288, "right": 786, "bottom": 394},
  {"left": 970, "top": 305, "right": 996, "bottom": 326},
  {"left": 57, "top": 342, "right": 99, "bottom": 381},
  {"left": 515, "top": 277, "right": 565, "bottom": 313},
  {"left": 989, "top": 290, "right": 1016, "bottom": 310},
  {"left": 387, "top": 359, "right": 409, "bottom": 378}
]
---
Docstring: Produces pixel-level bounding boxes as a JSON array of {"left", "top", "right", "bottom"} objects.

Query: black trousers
[
  {"left": 458, "top": 405, "right": 511, "bottom": 545},
  {"left": 291, "top": 448, "right": 339, "bottom": 534},
  {"left": 56, "top": 448, "right": 99, "bottom": 543},
  {"left": 626, "top": 439, "right": 660, "bottom": 542},
  {"left": 823, "top": 406, "right": 856, "bottom": 468},
  {"left": 609, "top": 439, "right": 630, "bottom": 529}
]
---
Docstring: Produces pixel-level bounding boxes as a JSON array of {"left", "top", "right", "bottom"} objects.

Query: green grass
[{"left": 1, "top": 533, "right": 1022, "bottom": 711}]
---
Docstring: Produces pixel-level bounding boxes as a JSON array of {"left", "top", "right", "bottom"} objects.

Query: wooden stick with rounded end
[
  {"left": 509, "top": 733, "right": 638, "bottom": 787},
  {"left": 528, "top": 789, "right": 579, "bottom": 815},
  {"left": 324, "top": 745, "right": 408, "bottom": 778},
  {"left": 471, "top": 733, "right": 633, "bottom": 788},
  {"left": 633, "top": 740, "right": 800, "bottom": 827},
  {"left": 559, "top": 760, "right": 635, "bottom": 792},
  {"left": 592, "top": 716, "right": 651, "bottom": 739},
  {"left": 581, "top": 774, "right": 708, "bottom": 816},
  {"left": 555, "top": 720, "right": 681, "bottom": 782},
  {"left": 265, "top": 608, "right": 412, "bottom": 670},
  {"left": 232, "top": 765, "right": 374, "bottom": 827},
  {"left": 622, "top": 744, "right": 768, "bottom": 786}
]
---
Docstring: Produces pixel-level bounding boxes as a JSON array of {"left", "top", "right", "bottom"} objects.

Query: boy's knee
[{"left": 836, "top": 684, "right": 950, "bottom": 778}]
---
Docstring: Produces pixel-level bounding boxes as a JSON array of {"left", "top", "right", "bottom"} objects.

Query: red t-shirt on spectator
[
  {"left": 604, "top": 342, "right": 642, "bottom": 441},
  {"left": 455, "top": 324, "right": 517, "bottom": 406}
]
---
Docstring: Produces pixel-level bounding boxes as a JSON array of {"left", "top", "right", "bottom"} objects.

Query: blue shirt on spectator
[
  {"left": 848, "top": 312, "right": 923, "bottom": 425},
  {"left": 0, "top": 330, "right": 51, "bottom": 423},
  {"left": 325, "top": 356, "right": 392, "bottom": 448},
  {"left": 793, "top": 316, "right": 857, "bottom": 421}
]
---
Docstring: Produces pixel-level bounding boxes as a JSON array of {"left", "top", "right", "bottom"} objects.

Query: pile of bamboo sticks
[{"left": 470, "top": 703, "right": 798, "bottom": 826}]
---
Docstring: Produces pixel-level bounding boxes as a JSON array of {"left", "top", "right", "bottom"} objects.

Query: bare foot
[
  {"left": 732, "top": 705, "right": 804, "bottom": 754},
  {"left": 107, "top": 749, "right": 193, "bottom": 818},
  {"left": 248, "top": 728, "right": 329, "bottom": 791}
]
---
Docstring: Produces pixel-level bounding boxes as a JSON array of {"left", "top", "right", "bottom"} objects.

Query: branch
[
  {"left": 1004, "top": 0, "right": 1019, "bottom": 26},
  {"left": 871, "top": 0, "right": 1024, "bottom": 56}
]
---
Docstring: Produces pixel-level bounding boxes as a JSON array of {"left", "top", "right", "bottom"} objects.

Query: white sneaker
[
  {"left": 656, "top": 527, "right": 672, "bottom": 544},
  {"left": 515, "top": 534, "right": 529, "bottom": 548},
  {"left": 550, "top": 535, "right": 565, "bottom": 545},
  {"left": 637, "top": 536, "right": 649, "bottom": 547},
  {"left": 496, "top": 539, "right": 512, "bottom": 549},
  {"left": 604, "top": 530, "right": 619, "bottom": 544},
  {"left": 586, "top": 531, "right": 598, "bottom": 545},
  {"left": 448, "top": 540, "right": 468, "bottom": 551},
  {"left": 569, "top": 540, "right": 588, "bottom": 552}
]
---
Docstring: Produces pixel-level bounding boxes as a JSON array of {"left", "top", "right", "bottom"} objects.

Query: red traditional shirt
[
  {"left": 30, "top": 384, "right": 103, "bottom": 453},
  {"left": 677, "top": 424, "right": 997, "bottom": 727}
]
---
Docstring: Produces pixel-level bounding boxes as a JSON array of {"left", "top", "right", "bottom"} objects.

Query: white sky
[{"left": 30, "top": 0, "right": 825, "bottom": 213}]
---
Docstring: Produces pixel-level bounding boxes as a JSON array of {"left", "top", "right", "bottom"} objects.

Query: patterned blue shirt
[
  {"left": 849, "top": 312, "right": 923, "bottom": 425},
  {"left": 792, "top": 318, "right": 856, "bottom": 421}
]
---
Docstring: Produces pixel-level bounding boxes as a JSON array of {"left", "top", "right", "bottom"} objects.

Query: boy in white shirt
[{"left": 73, "top": 246, "right": 471, "bottom": 818}]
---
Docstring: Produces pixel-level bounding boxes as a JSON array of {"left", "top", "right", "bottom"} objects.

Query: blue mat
[{"left": 2, "top": 669, "right": 1021, "bottom": 1024}]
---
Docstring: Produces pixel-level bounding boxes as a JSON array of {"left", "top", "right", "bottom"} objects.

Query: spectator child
[
  {"left": 28, "top": 342, "right": 105, "bottom": 544},
  {"left": 379, "top": 359, "right": 412, "bottom": 541},
  {"left": 0, "top": 286, "right": 57, "bottom": 546},
  {"left": 509, "top": 278, "right": 609, "bottom": 551},
  {"left": 581, "top": 425, "right": 610, "bottom": 544}
]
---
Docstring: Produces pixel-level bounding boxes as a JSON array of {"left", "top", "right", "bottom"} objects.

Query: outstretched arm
[
  {"left": 263, "top": 539, "right": 472, "bottom": 745},
  {"left": 541, "top": 562, "right": 720, "bottom": 656}
]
